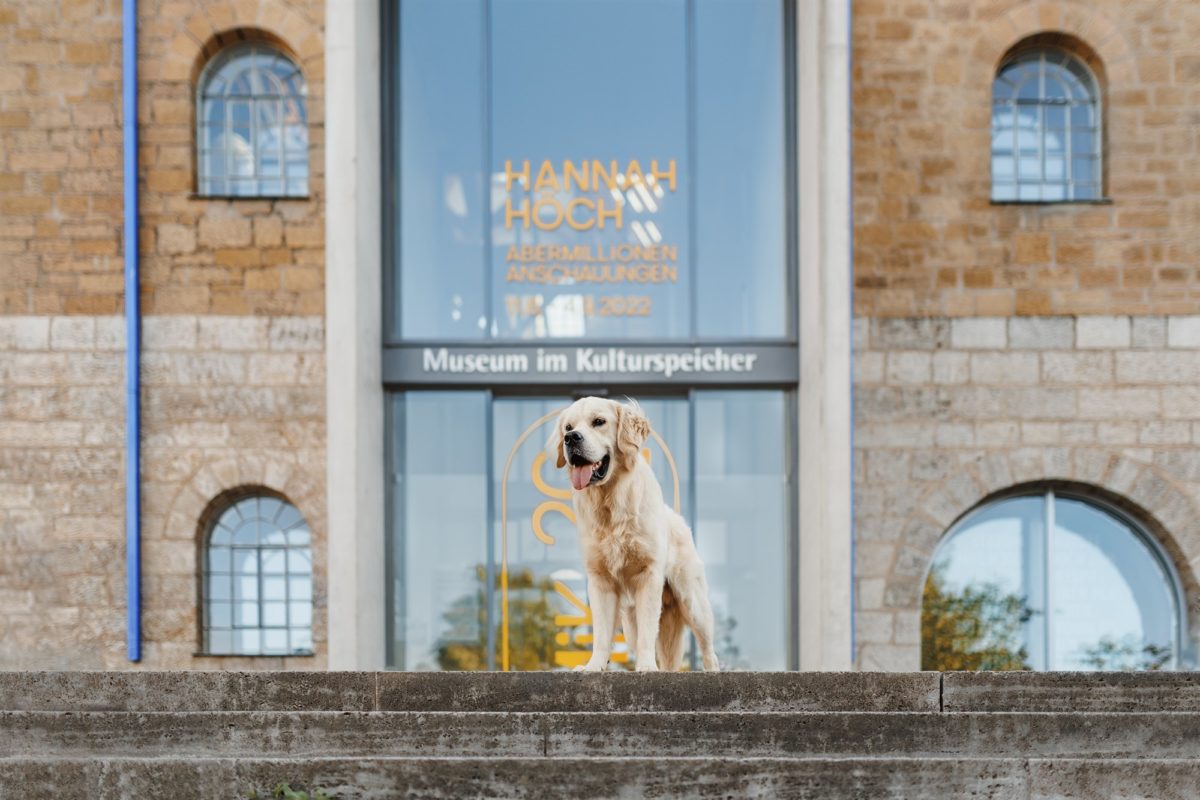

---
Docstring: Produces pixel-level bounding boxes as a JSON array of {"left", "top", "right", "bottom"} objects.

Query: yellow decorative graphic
[
  {"left": 531, "top": 501, "right": 573, "bottom": 546},
  {"left": 499, "top": 408, "right": 679, "bottom": 671},
  {"left": 551, "top": 580, "right": 627, "bottom": 668},
  {"left": 530, "top": 451, "right": 572, "bottom": 500}
]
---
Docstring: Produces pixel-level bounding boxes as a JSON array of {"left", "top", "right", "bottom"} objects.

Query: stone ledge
[
  {"left": 5, "top": 709, "right": 1200, "bottom": 760},
  {"left": 7, "top": 671, "right": 1200, "bottom": 714},
  {"left": 6, "top": 756, "right": 1200, "bottom": 800}
]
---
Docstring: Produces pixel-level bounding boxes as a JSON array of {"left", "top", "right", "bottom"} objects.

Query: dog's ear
[
  {"left": 547, "top": 417, "right": 567, "bottom": 469},
  {"left": 616, "top": 400, "right": 650, "bottom": 462}
]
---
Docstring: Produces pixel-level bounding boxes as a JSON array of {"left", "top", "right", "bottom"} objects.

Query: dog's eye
[
  {"left": 564, "top": 424, "right": 573, "bottom": 432},
  {"left": 592, "top": 418, "right": 605, "bottom": 427}
]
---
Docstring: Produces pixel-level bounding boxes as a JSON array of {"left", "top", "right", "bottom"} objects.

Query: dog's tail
[{"left": 656, "top": 584, "right": 687, "bottom": 671}]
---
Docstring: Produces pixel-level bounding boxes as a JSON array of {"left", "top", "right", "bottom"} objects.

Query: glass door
[{"left": 387, "top": 390, "right": 793, "bottom": 670}]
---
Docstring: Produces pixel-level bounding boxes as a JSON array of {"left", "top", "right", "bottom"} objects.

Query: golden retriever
[{"left": 551, "top": 396, "right": 719, "bottom": 672}]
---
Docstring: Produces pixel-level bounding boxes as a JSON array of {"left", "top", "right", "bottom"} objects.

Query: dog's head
[{"left": 551, "top": 397, "right": 651, "bottom": 491}]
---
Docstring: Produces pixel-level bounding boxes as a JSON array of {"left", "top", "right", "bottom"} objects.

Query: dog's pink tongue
[{"left": 569, "top": 465, "right": 592, "bottom": 491}]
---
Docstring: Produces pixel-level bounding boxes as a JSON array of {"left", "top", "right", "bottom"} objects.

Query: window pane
[
  {"left": 388, "top": 392, "right": 490, "bottom": 669},
  {"left": 394, "top": 0, "right": 488, "bottom": 340},
  {"left": 925, "top": 494, "right": 1180, "bottom": 672},
  {"left": 694, "top": 0, "right": 786, "bottom": 337},
  {"left": 263, "top": 629, "right": 289, "bottom": 653},
  {"left": 490, "top": 0, "right": 689, "bottom": 340},
  {"left": 198, "top": 44, "right": 308, "bottom": 198},
  {"left": 208, "top": 629, "right": 233, "bottom": 653},
  {"left": 1050, "top": 498, "right": 1175, "bottom": 670},
  {"left": 207, "top": 574, "right": 232, "bottom": 602},
  {"left": 262, "top": 602, "right": 287, "bottom": 627},
  {"left": 388, "top": 390, "right": 790, "bottom": 671},
  {"left": 693, "top": 391, "right": 790, "bottom": 669},
  {"left": 208, "top": 601, "right": 232, "bottom": 630},
  {"left": 923, "top": 496, "right": 1043, "bottom": 670},
  {"left": 393, "top": 0, "right": 789, "bottom": 341}
]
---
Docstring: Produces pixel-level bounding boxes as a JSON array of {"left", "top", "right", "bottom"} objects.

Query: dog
[{"left": 551, "top": 396, "right": 719, "bottom": 672}]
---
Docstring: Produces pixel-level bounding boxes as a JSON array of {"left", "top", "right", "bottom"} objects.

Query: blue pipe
[{"left": 122, "top": 0, "right": 141, "bottom": 662}]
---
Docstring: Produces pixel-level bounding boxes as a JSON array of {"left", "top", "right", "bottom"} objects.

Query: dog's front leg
[
  {"left": 578, "top": 573, "right": 618, "bottom": 672},
  {"left": 631, "top": 569, "right": 664, "bottom": 671}
]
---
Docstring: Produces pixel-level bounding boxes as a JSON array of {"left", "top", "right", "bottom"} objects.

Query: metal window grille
[
  {"left": 197, "top": 43, "right": 308, "bottom": 197},
  {"left": 203, "top": 495, "right": 314, "bottom": 655},
  {"left": 991, "top": 49, "right": 1101, "bottom": 202}
]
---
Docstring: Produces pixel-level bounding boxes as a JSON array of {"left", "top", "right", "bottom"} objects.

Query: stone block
[
  {"left": 268, "top": 317, "right": 323, "bottom": 351},
  {"left": 196, "top": 317, "right": 269, "bottom": 351},
  {"left": 1079, "top": 388, "right": 1160, "bottom": 419},
  {"left": 49, "top": 317, "right": 93, "bottom": 350},
  {"left": 0, "top": 317, "right": 50, "bottom": 350},
  {"left": 142, "top": 316, "right": 197, "bottom": 351},
  {"left": 932, "top": 351, "right": 968, "bottom": 384},
  {"left": 1115, "top": 351, "right": 1200, "bottom": 384},
  {"left": 1041, "top": 352, "right": 1112, "bottom": 384},
  {"left": 886, "top": 352, "right": 931, "bottom": 384},
  {"left": 1008, "top": 317, "right": 1073, "bottom": 349},
  {"left": 969, "top": 352, "right": 1038, "bottom": 384},
  {"left": 1132, "top": 316, "right": 1167, "bottom": 348},
  {"left": 1167, "top": 316, "right": 1200, "bottom": 348},
  {"left": 1076, "top": 316, "right": 1131, "bottom": 349},
  {"left": 950, "top": 318, "right": 1006, "bottom": 349}
]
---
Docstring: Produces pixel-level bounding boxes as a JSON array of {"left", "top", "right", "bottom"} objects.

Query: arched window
[
  {"left": 203, "top": 493, "right": 313, "bottom": 655},
  {"left": 992, "top": 47, "right": 1101, "bottom": 202},
  {"left": 923, "top": 490, "right": 1182, "bottom": 671},
  {"left": 197, "top": 42, "right": 308, "bottom": 197}
]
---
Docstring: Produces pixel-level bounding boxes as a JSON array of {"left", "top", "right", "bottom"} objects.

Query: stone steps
[
  {"left": 3, "top": 671, "right": 1200, "bottom": 798},
  {"left": 5, "top": 710, "right": 1200, "bottom": 760}
]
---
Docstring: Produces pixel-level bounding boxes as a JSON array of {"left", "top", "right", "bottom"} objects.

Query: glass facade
[
  {"left": 390, "top": 0, "right": 788, "bottom": 341},
  {"left": 384, "top": 0, "right": 796, "bottom": 671},
  {"left": 923, "top": 492, "right": 1180, "bottom": 671},
  {"left": 388, "top": 391, "right": 793, "bottom": 670}
]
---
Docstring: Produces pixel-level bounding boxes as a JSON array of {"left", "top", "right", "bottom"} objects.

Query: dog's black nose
[{"left": 564, "top": 430, "right": 582, "bottom": 445}]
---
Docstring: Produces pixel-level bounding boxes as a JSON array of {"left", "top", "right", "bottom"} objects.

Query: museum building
[{"left": 0, "top": 0, "right": 1197, "bottom": 673}]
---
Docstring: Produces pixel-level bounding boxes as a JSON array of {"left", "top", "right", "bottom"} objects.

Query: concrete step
[
  {"left": 3, "top": 755, "right": 1198, "bottom": 799},
  {"left": 5, "top": 709, "right": 1200, "bottom": 760},
  {"left": 5, "top": 670, "right": 1200, "bottom": 713},
  {"left": 943, "top": 670, "right": 1200, "bottom": 712},
  {"left": 0, "top": 671, "right": 940, "bottom": 713}
]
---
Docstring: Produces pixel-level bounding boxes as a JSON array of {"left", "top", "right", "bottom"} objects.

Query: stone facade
[
  {"left": 854, "top": 314, "right": 1200, "bottom": 668},
  {"left": 0, "top": 316, "right": 326, "bottom": 669},
  {"left": 0, "top": 0, "right": 325, "bottom": 669},
  {"left": 853, "top": 0, "right": 1200, "bottom": 317}
]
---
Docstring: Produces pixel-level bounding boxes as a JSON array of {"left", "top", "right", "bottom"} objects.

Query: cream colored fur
[{"left": 551, "top": 397, "right": 719, "bottom": 672}]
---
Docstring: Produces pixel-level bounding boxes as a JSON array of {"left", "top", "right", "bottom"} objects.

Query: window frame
[
  {"left": 194, "top": 41, "right": 311, "bottom": 200},
  {"left": 199, "top": 492, "right": 316, "bottom": 657},
  {"left": 925, "top": 487, "right": 1187, "bottom": 670},
  {"left": 990, "top": 46, "right": 1107, "bottom": 206}
]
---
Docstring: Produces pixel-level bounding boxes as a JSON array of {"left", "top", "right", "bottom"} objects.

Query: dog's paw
[
  {"left": 634, "top": 664, "right": 659, "bottom": 673},
  {"left": 574, "top": 662, "right": 608, "bottom": 672}
]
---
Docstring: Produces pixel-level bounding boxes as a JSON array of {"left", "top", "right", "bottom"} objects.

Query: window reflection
[
  {"left": 923, "top": 492, "right": 1179, "bottom": 671},
  {"left": 387, "top": 390, "right": 792, "bottom": 670},
  {"left": 390, "top": 0, "right": 788, "bottom": 342},
  {"left": 198, "top": 43, "right": 308, "bottom": 197},
  {"left": 204, "top": 495, "right": 313, "bottom": 655},
  {"left": 991, "top": 48, "right": 1100, "bottom": 202}
]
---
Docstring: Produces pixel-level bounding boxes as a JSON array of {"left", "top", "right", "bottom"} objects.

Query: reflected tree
[
  {"left": 1079, "top": 635, "right": 1171, "bottom": 671},
  {"left": 921, "top": 564, "right": 1033, "bottom": 671},
  {"left": 436, "top": 565, "right": 558, "bottom": 671}
]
